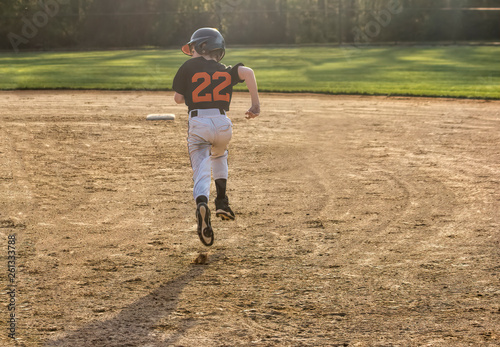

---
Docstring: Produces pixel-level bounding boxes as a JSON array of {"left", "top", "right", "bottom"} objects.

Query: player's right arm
[
  {"left": 174, "top": 92, "right": 185, "bottom": 104},
  {"left": 238, "top": 66, "right": 260, "bottom": 119},
  {"left": 172, "top": 62, "right": 188, "bottom": 106}
]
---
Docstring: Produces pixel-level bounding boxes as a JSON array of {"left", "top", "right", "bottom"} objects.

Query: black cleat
[
  {"left": 215, "top": 196, "right": 235, "bottom": 221},
  {"left": 196, "top": 202, "right": 214, "bottom": 246}
]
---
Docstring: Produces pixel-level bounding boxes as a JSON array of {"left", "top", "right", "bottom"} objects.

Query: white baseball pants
[{"left": 187, "top": 109, "right": 233, "bottom": 202}]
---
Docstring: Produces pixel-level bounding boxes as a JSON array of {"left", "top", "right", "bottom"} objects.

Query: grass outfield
[{"left": 0, "top": 46, "right": 498, "bottom": 99}]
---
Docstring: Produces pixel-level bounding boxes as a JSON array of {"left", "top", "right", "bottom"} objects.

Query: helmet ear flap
[{"left": 181, "top": 43, "right": 193, "bottom": 56}]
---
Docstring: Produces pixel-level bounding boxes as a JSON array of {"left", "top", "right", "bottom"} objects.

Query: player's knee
[{"left": 211, "top": 148, "right": 228, "bottom": 159}]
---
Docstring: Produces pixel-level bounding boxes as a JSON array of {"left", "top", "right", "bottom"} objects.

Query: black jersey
[{"left": 173, "top": 57, "right": 244, "bottom": 112}]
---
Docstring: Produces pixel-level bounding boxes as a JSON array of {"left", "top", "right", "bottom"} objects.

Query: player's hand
[{"left": 245, "top": 104, "right": 260, "bottom": 119}]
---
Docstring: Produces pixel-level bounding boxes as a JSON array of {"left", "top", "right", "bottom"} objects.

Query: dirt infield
[{"left": 0, "top": 91, "right": 498, "bottom": 346}]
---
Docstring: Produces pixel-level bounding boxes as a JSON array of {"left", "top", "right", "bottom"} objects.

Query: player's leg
[
  {"left": 211, "top": 117, "right": 235, "bottom": 220},
  {"left": 212, "top": 151, "right": 234, "bottom": 220},
  {"left": 188, "top": 119, "right": 214, "bottom": 245},
  {"left": 195, "top": 199, "right": 213, "bottom": 246},
  {"left": 189, "top": 138, "right": 212, "bottom": 202},
  {"left": 214, "top": 178, "right": 235, "bottom": 220}
]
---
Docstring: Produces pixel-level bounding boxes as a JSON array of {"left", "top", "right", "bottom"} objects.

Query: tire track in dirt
[{"left": 296, "top": 96, "right": 500, "bottom": 345}]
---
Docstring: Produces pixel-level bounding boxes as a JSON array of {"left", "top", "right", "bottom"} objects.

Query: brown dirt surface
[{"left": 0, "top": 91, "right": 499, "bottom": 346}]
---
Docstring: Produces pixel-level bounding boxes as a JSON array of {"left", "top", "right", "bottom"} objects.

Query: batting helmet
[{"left": 181, "top": 27, "right": 226, "bottom": 61}]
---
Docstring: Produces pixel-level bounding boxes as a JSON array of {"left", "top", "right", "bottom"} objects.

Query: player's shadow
[{"left": 45, "top": 265, "right": 207, "bottom": 347}]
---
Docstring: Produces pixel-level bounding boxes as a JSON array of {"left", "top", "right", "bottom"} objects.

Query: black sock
[
  {"left": 215, "top": 179, "right": 227, "bottom": 200},
  {"left": 196, "top": 195, "right": 208, "bottom": 205}
]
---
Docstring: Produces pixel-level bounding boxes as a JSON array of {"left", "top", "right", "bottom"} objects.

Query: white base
[{"left": 146, "top": 114, "right": 176, "bottom": 121}]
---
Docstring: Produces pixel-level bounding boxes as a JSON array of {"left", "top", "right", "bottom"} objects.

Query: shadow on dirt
[{"left": 45, "top": 265, "right": 206, "bottom": 347}]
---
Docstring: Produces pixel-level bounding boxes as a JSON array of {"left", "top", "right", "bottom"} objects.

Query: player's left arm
[
  {"left": 238, "top": 66, "right": 260, "bottom": 119},
  {"left": 174, "top": 92, "right": 185, "bottom": 104}
]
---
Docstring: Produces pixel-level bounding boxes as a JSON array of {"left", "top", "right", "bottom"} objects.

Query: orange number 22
[{"left": 192, "top": 72, "right": 231, "bottom": 103}]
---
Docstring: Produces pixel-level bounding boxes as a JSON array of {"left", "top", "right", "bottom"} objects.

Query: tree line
[{"left": 1, "top": 0, "right": 498, "bottom": 52}]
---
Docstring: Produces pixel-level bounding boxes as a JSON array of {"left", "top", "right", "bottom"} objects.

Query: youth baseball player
[{"left": 173, "top": 27, "right": 260, "bottom": 246}]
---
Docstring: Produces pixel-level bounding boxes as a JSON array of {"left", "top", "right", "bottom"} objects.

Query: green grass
[{"left": 0, "top": 46, "right": 498, "bottom": 99}]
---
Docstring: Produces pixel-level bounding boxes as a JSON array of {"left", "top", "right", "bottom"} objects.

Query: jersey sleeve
[
  {"left": 230, "top": 63, "right": 245, "bottom": 86},
  {"left": 172, "top": 63, "right": 188, "bottom": 95}
]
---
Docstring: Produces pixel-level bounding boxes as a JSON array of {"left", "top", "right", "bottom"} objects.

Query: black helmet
[{"left": 182, "top": 27, "right": 225, "bottom": 61}]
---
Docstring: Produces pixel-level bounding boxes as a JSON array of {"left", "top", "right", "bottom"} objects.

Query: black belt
[{"left": 190, "top": 109, "right": 225, "bottom": 118}]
